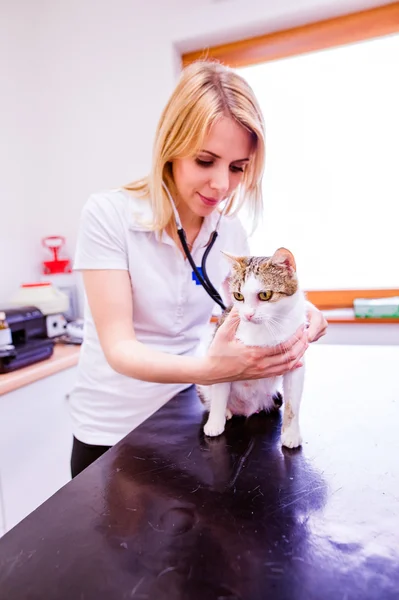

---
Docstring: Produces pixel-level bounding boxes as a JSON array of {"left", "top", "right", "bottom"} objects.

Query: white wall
[
  {"left": 1, "top": 0, "right": 177, "bottom": 305},
  {"left": 1, "top": 0, "right": 395, "bottom": 308},
  {"left": 0, "top": 2, "right": 46, "bottom": 303}
]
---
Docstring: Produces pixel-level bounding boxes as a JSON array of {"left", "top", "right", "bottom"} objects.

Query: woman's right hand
[{"left": 203, "top": 308, "right": 308, "bottom": 385}]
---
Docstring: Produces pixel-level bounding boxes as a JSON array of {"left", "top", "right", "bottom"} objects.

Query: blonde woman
[{"left": 70, "top": 61, "right": 327, "bottom": 477}]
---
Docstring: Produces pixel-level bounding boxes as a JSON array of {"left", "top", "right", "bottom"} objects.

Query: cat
[{"left": 197, "top": 247, "right": 306, "bottom": 449}]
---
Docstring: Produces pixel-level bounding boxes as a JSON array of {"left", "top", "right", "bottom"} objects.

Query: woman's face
[{"left": 172, "top": 116, "right": 253, "bottom": 224}]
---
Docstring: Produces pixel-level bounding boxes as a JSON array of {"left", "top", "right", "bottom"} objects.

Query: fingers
[
  {"left": 252, "top": 325, "right": 307, "bottom": 361},
  {"left": 282, "top": 330, "right": 308, "bottom": 364},
  {"left": 308, "top": 316, "right": 328, "bottom": 342},
  {"left": 216, "top": 307, "right": 240, "bottom": 341},
  {"left": 256, "top": 329, "right": 308, "bottom": 375},
  {"left": 307, "top": 306, "right": 328, "bottom": 343},
  {"left": 262, "top": 351, "right": 305, "bottom": 376},
  {"left": 264, "top": 362, "right": 304, "bottom": 378},
  {"left": 265, "top": 352, "right": 305, "bottom": 374},
  {"left": 269, "top": 325, "right": 306, "bottom": 356}
]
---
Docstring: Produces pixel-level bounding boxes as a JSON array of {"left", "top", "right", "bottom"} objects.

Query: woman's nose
[{"left": 209, "top": 167, "right": 229, "bottom": 195}]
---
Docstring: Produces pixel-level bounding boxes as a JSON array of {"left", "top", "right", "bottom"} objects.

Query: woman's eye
[
  {"left": 258, "top": 291, "right": 273, "bottom": 301},
  {"left": 195, "top": 158, "right": 245, "bottom": 172},
  {"left": 233, "top": 292, "right": 244, "bottom": 302},
  {"left": 196, "top": 158, "right": 213, "bottom": 167}
]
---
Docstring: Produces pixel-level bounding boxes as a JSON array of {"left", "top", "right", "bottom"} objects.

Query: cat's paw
[
  {"left": 281, "top": 428, "right": 302, "bottom": 449},
  {"left": 225, "top": 408, "right": 233, "bottom": 421},
  {"left": 204, "top": 418, "right": 226, "bottom": 437}
]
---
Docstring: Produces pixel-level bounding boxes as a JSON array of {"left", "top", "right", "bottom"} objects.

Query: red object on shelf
[{"left": 42, "top": 236, "right": 72, "bottom": 275}]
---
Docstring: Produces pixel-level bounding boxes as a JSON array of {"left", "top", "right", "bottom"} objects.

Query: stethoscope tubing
[
  {"left": 177, "top": 228, "right": 226, "bottom": 310},
  {"left": 162, "top": 182, "right": 227, "bottom": 311}
]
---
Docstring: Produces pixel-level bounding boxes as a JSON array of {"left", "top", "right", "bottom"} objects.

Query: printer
[{"left": 0, "top": 306, "right": 54, "bottom": 374}]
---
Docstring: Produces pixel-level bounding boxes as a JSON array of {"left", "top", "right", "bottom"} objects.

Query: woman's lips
[{"left": 198, "top": 193, "right": 219, "bottom": 207}]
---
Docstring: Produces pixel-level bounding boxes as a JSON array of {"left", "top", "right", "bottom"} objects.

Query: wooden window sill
[{"left": 0, "top": 344, "right": 80, "bottom": 396}]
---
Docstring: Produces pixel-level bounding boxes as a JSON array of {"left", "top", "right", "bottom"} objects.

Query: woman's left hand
[{"left": 306, "top": 302, "right": 328, "bottom": 342}]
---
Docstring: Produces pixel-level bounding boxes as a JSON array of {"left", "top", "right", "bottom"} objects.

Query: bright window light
[{"left": 237, "top": 34, "right": 399, "bottom": 289}]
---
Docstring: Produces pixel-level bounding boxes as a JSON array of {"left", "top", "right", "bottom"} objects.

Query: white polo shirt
[{"left": 68, "top": 188, "right": 249, "bottom": 446}]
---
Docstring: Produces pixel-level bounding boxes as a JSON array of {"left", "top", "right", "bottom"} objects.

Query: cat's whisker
[
  {"left": 269, "top": 317, "right": 303, "bottom": 345},
  {"left": 268, "top": 315, "right": 290, "bottom": 325},
  {"left": 266, "top": 319, "right": 281, "bottom": 340},
  {"left": 263, "top": 321, "right": 279, "bottom": 347},
  {"left": 267, "top": 319, "right": 285, "bottom": 342},
  {"left": 264, "top": 318, "right": 303, "bottom": 360},
  {"left": 268, "top": 323, "right": 296, "bottom": 362},
  {"left": 268, "top": 317, "right": 284, "bottom": 329},
  {"left": 268, "top": 318, "right": 288, "bottom": 333}
]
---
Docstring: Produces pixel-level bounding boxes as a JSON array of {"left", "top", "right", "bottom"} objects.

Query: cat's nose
[{"left": 245, "top": 312, "right": 255, "bottom": 321}]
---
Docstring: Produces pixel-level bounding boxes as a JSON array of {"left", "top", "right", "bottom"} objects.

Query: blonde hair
[{"left": 124, "top": 60, "right": 266, "bottom": 233}]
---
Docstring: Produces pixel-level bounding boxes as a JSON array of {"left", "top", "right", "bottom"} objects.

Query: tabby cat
[{"left": 197, "top": 247, "right": 306, "bottom": 448}]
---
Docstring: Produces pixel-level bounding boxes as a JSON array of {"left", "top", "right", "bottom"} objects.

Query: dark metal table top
[{"left": 1, "top": 345, "right": 399, "bottom": 599}]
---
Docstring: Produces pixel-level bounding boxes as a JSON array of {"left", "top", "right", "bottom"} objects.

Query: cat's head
[{"left": 223, "top": 248, "right": 299, "bottom": 324}]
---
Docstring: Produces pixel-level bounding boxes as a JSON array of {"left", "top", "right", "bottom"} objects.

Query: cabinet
[{"left": 0, "top": 367, "right": 77, "bottom": 535}]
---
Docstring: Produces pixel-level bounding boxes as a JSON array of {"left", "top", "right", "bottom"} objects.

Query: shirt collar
[{"left": 128, "top": 195, "right": 222, "bottom": 245}]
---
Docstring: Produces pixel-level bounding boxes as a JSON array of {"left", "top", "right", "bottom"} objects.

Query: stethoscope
[{"left": 162, "top": 182, "right": 227, "bottom": 310}]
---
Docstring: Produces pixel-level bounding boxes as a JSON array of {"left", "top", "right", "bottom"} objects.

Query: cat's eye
[
  {"left": 233, "top": 292, "right": 244, "bottom": 302},
  {"left": 258, "top": 291, "right": 273, "bottom": 301}
]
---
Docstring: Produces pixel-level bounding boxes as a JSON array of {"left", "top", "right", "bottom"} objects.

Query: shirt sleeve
[{"left": 73, "top": 193, "right": 128, "bottom": 271}]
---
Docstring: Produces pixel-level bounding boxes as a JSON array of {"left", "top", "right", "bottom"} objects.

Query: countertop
[
  {"left": 0, "top": 344, "right": 398, "bottom": 599},
  {"left": 0, "top": 344, "right": 80, "bottom": 395}
]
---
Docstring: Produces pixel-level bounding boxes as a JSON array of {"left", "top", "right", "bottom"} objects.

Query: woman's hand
[
  {"left": 203, "top": 309, "right": 309, "bottom": 385},
  {"left": 306, "top": 302, "right": 328, "bottom": 342}
]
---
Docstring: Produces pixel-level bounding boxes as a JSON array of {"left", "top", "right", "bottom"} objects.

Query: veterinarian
[{"left": 69, "top": 60, "right": 327, "bottom": 477}]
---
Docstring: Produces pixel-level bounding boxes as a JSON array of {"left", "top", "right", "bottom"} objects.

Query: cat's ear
[
  {"left": 271, "top": 247, "right": 296, "bottom": 273},
  {"left": 221, "top": 251, "right": 247, "bottom": 268}
]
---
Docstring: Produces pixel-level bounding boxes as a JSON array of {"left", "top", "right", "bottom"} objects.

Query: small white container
[
  {"left": 9, "top": 282, "right": 70, "bottom": 316},
  {"left": 41, "top": 272, "right": 81, "bottom": 320}
]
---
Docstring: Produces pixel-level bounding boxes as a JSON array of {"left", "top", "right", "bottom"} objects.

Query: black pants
[{"left": 70, "top": 436, "right": 111, "bottom": 478}]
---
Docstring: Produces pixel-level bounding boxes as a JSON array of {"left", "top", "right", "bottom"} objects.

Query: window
[{"left": 236, "top": 33, "right": 399, "bottom": 290}]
